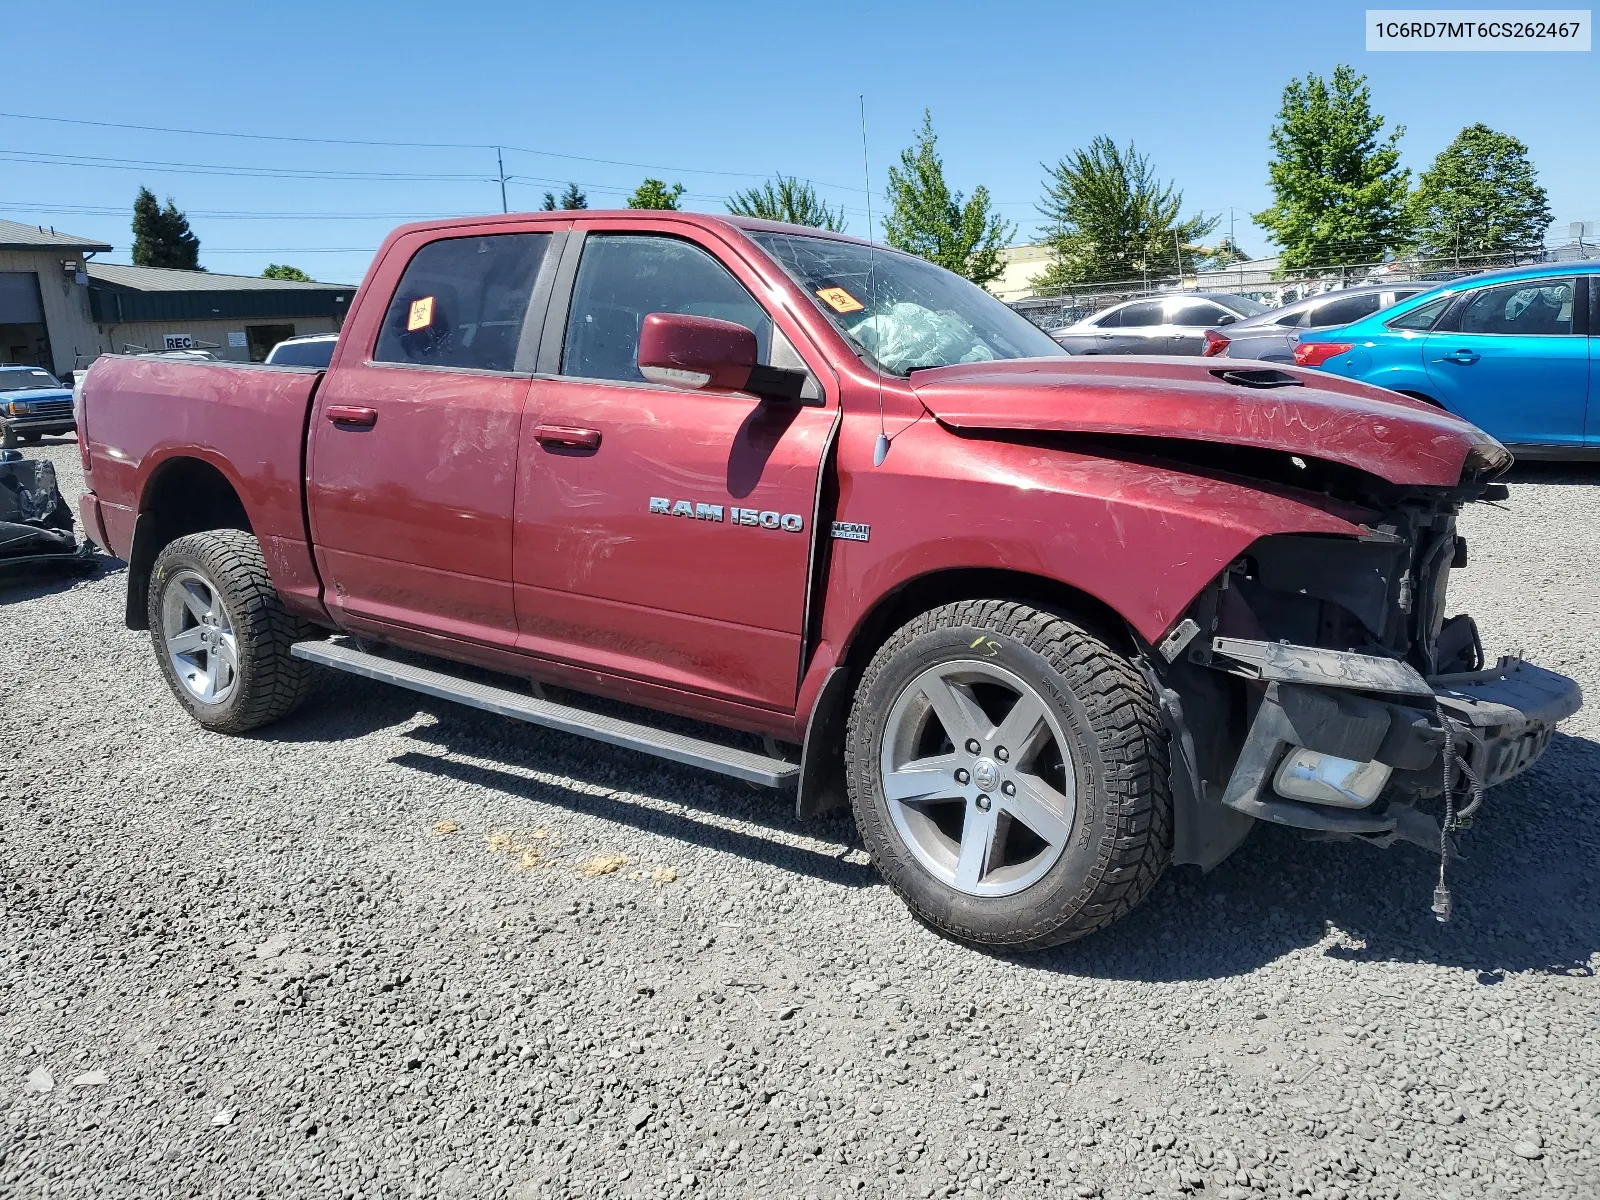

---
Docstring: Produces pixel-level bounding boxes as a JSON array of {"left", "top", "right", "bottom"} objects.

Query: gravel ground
[{"left": 3, "top": 437, "right": 1597, "bottom": 1200}]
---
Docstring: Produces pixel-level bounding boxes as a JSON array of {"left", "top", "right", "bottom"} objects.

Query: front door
[
  {"left": 307, "top": 228, "right": 560, "bottom": 646},
  {"left": 1423, "top": 276, "right": 1588, "bottom": 449},
  {"left": 515, "top": 230, "right": 834, "bottom": 711}
]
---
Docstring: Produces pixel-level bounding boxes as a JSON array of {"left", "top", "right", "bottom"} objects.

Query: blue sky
[{"left": 5, "top": 0, "right": 1594, "bottom": 284}]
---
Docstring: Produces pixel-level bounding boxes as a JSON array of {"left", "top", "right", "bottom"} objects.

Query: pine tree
[
  {"left": 726, "top": 176, "right": 845, "bottom": 231},
  {"left": 541, "top": 183, "right": 588, "bottom": 211},
  {"left": 626, "top": 179, "right": 685, "bottom": 210},
  {"left": 1409, "top": 124, "right": 1551, "bottom": 262},
  {"left": 1254, "top": 66, "right": 1411, "bottom": 270},
  {"left": 883, "top": 111, "right": 1011, "bottom": 287},
  {"left": 1035, "top": 137, "right": 1217, "bottom": 288},
  {"left": 131, "top": 187, "right": 202, "bottom": 270}
]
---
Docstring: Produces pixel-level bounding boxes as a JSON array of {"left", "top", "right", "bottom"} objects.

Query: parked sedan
[
  {"left": 1201, "top": 283, "right": 1430, "bottom": 362},
  {"left": 1051, "top": 292, "right": 1267, "bottom": 354},
  {"left": 1294, "top": 262, "right": 1598, "bottom": 457},
  {"left": 0, "top": 365, "right": 75, "bottom": 449}
]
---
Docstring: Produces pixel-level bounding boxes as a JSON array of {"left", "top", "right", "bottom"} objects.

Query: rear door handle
[
  {"left": 326, "top": 405, "right": 378, "bottom": 427},
  {"left": 534, "top": 425, "right": 601, "bottom": 451},
  {"left": 1433, "top": 350, "right": 1480, "bottom": 365}
]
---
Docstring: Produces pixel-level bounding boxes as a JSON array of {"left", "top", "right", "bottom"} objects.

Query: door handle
[
  {"left": 534, "top": 425, "right": 601, "bottom": 451},
  {"left": 326, "top": 405, "right": 378, "bottom": 427},
  {"left": 1432, "top": 350, "right": 1480, "bottom": 365}
]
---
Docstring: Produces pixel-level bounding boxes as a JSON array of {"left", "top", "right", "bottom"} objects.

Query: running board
[{"left": 289, "top": 639, "right": 799, "bottom": 788}]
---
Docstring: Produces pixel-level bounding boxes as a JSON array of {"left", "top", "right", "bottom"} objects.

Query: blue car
[
  {"left": 1294, "top": 262, "right": 1598, "bottom": 458},
  {"left": 0, "top": 364, "right": 75, "bottom": 449}
]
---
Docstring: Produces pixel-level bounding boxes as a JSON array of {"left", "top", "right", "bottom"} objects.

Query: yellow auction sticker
[
  {"left": 407, "top": 296, "right": 435, "bottom": 331},
  {"left": 816, "top": 287, "right": 865, "bottom": 314}
]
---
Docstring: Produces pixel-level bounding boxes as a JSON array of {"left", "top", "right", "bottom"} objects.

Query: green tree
[
  {"left": 1254, "top": 65, "right": 1411, "bottom": 270},
  {"left": 261, "top": 264, "right": 312, "bottom": 282},
  {"left": 882, "top": 111, "right": 1011, "bottom": 287},
  {"left": 1409, "top": 124, "right": 1551, "bottom": 262},
  {"left": 542, "top": 183, "right": 588, "bottom": 211},
  {"left": 131, "top": 187, "right": 201, "bottom": 270},
  {"left": 727, "top": 175, "right": 845, "bottom": 231},
  {"left": 1035, "top": 137, "right": 1217, "bottom": 288},
  {"left": 626, "top": 178, "right": 685, "bottom": 210}
]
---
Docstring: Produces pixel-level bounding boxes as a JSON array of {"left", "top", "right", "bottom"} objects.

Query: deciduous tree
[
  {"left": 627, "top": 179, "right": 685, "bottom": 210},
  {"left": 1035, "top": 137, "right": 1216, "bottom": 287},
  {"left": 727, "top": 176, "right": 845, "bottom": 231},
  {"left": 1409, "top": 124, "right": 1551, "bottom": 262},
  {"left": 261, "top": 264, "right": 311, "bottom": 281},
  {"left": 883, "top": 111, "right": 1011, "bottom": 287},
  {"left": 1254, "top": 65, "right": 1411, "bottom": 270},
  {"left": 132, "top": 187, "right": 201, "bottom": 270}
]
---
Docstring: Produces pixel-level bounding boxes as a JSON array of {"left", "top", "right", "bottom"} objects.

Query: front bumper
[
  {"left": 2, "top": 415, "right": 76, "bottom": 438},
  {"left": 1212, "top": 639, "right": 1581, "bottom": 839}
]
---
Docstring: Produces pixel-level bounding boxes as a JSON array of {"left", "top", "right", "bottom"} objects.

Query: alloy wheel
[{"left": 160, "top": 569, "right": 239, "bottom": 705}]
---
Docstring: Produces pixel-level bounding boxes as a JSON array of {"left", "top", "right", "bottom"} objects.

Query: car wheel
[
  {"left": 147, "top": 529, "right": 315, "bottom": 734},
  {"left": 845, "top": 600, "right": 1171, "bottom": 950},
  {"left": 1, "top": 425, "right": 15, "bottom": 450}
]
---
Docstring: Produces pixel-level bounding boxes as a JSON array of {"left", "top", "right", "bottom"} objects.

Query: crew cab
[{"left": 74, "top": 212, "right": 1582, "bottom": 949}]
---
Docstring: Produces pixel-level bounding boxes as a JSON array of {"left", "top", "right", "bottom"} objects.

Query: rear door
[
  {"left": 307, "top": 226, "right": 563, "bottom": 645},
  {"left": 1423, "top": 275, "right": 1587, "bottom": 449},
  {"left": 1165, "top": 298, "right": 1238, "bottom": 355},
  {"left": 1110, "top": 300, "right": 1166, "bottom": 353},
  {"left": 514, "top": 226, "right": 836, "bottom": 710}
]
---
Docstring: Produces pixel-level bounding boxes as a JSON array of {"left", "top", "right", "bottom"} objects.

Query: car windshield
[
  {"left": 750, "top": 232, "right": 1064, "bottom": 375},
  {"left": 1215, "top": 295, "right": 1268, "bottom": 317},
  {"left": 0, "top": 367, "right": 62, "bottom": 391}
]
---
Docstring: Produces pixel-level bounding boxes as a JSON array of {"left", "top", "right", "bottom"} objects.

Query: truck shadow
[
  {"left": 0, "top": 553, "right": 122, "bottom": 605},
  {"left": 1025, "top": 729, "right": 1599, "bottom": 983}
]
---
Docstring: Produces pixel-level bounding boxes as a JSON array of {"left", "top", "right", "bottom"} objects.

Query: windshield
[
  {"left": 0, "top": 367, "right": 62, "bottom": 391},
  {"left": 750, "top": 232, "right": 1064, "bottom": 375}
]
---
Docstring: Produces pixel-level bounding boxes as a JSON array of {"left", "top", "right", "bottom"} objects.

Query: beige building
[
  {"left": 0, "top": 218, "right": 353, "bottom": 377},
  {"left": 990, "top": 244, "right": 1053, "bottom": 303}
]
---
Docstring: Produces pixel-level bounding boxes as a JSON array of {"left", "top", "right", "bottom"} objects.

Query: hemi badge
[{"left": 831, "top": 521, "right": 870, "bottom": 542}]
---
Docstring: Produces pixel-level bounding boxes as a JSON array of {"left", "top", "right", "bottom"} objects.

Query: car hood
[
  {"left": 909, "top": 356, "right": 1504, "bottom": 488},
  {"left": 0, "top": 387, "right": 72, "bottom": 404}
]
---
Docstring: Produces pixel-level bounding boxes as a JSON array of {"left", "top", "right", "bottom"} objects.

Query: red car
[{"left": 74, "top": 211, "right": 1579, "bottom": 949}]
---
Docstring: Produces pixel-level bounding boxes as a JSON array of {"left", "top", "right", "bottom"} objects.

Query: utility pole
[
  {"left": 1175, "top": 229, "right": 1184, "bottom": 284},
  {"left": 497, "top": 146, "right": 508, "bottom": 214}
]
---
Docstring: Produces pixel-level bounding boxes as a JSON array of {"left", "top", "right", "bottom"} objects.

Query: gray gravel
[{"left": 4, "top": 437, "right": 1598, "bottom": 1200}]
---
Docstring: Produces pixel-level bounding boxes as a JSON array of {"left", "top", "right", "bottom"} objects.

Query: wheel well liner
[{"left": 125, "top": 457, "right": 252, "bottom": 629}]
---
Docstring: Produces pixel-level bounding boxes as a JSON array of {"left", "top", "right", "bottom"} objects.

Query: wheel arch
[{"left": 125, "top": 455, "right": 253, "bottom": 630}]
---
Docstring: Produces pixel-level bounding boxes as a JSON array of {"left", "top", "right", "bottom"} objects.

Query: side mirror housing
[
  {"left": 638, "top": 312, "right": 806, "bottom": 402},
  {"left": 1216, "top": 313, "right": 1237, "bottom": 326}
]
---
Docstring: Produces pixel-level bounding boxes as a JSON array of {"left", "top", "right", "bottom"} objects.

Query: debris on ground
[
  {"left": 432, "top": 820, "right": 459, "bottom": 835},
  {"left": 651, "top": 867, "right": 678, "bottom": 885},
  {"left": 23, "top": 1067, "right": 54, "bottom": 1094},
  {"left": 581, "top": 854, "right": 629, "bottom": 877}
]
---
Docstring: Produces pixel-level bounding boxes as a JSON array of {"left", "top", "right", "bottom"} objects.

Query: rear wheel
[
  {"left": 147, "top": 529, "right": 314, "bottom": 733},
  {"left": 845, "top": 600, "right": 1170, "bottom": 950}
]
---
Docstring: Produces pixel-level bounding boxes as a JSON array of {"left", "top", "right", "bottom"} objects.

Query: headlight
[{"left": 6, "top": 401, "right": 32, "bottom": 416}]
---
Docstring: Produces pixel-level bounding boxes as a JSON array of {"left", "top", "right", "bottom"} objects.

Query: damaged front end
[{"left": 1150, "top": 465, "right": 1582, "bottom": 910}]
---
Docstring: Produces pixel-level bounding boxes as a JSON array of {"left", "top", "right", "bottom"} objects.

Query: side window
[
  {"left": 1091, "top": 307, "right": 1122, "bottom": 328},
  {"left": 375, "top": 234, "right": 550, "bottom": 372},
  {"left": 1457, "top": 279, "right": 1574, "bottom": 336},
  {"left": 1118, "top": 301, "right": 1165, "bottom": 327},
  {"left": 1311, "top": 293, "right": 1383, "bottom": 328},
  {"left": 1386, "top": 295, "right": 1452, "bottom": 332},
  {"left": 1165, "top": 300, "right": 1230, "bottom": 327},
  {"left": 562, "top": 235, "right": 773, "bottom": 383},
  {"left": 1275, "top": 309, "right": 1308, "bottom": 327}
]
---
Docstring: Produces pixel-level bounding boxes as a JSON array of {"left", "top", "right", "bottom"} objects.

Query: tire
[
  {"left": 147, "top": 529, "right": 314, "bottom": 734},
  {"left": 20, "top": 432, "right": 41, "bottom": 444},
  {"left": 845, "top": 600, "right": 1170, "bottom": 951},
  {"left": 1, "top": 425, "right": 15, "bottom": 450}
]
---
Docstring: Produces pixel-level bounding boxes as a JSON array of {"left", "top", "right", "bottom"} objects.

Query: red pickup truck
[{"left": 75, "top": 211, "right": 1580, "bottom": 948}]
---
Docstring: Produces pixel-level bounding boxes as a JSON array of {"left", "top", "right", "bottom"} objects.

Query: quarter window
[
  {"left": 375, "top": 233, "right": 551, "bottom": 372},
  {"left": 1457, "top": 279, "right": 1574, "bottom": 336},
  {"left": 1091, "top": 307, "right": 1122, "bottom": 328},
  {"left": 562, "top": 235, "right": 772, "bottom": 383},
  {"left": 1386, "top": 295, "right": 1452, "bottom": 332}
]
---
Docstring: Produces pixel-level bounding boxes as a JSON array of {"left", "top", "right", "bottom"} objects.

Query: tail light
[
  {"left": 1201, "top": 330, "right": 1230, "bottom": 357},
  {"left": 1293, "top": 341, "right": 1353, "bottom": 368},
  {"left": 73, "top": 365, "right": 92, "bottom": 471}
]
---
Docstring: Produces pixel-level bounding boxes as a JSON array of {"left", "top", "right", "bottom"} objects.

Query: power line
[{"left": 0, "top": 150, "right": 495, "bottom": 183}]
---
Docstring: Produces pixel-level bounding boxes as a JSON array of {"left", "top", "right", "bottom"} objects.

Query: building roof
[
  {"left": 0, "top": 218, "right": 113, "bottom": 253},
  {"left": 86, "top": 262, "right": 354, "bottom": 293}
]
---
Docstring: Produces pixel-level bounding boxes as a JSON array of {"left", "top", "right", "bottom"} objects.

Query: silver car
[
  {"left": 1050, "top": 292, "right": 1267, "bottom": 355},
  {"left": 1203, "top": 284, "right": 1429, "bottom": 362}
]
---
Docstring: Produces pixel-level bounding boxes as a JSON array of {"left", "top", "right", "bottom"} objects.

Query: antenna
[{"left": 860, "top": 95, "right": 890, "bottom": 468}]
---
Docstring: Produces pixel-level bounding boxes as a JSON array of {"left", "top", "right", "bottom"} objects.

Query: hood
[
  {"left": 909, "top": 357, "right": 1505, "bottom": 488},
  {"left": 0, "top": 387, "right": 72, "bottom": 404}
]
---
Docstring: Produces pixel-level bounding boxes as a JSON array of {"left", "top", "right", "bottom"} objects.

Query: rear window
[
  {"left": 267, "top": 338, "right": 337, "bottom": 368},
  {"left": 375, "top": 233, "right": 552, "bottom": 372}
]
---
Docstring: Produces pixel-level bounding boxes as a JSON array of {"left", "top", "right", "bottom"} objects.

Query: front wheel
[
  {"left": 147, "top": 529, "right": 314, "bottom": 734},
  {"left": 845, "top": 600, "right": 1171, "bottom": 950}
]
